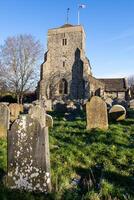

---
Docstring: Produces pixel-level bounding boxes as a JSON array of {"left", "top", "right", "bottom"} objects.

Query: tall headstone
[
  {"left": 0, "top": 103, "right": 10, "bottom": 137},
  {"left": 86, "top": 96, "right": 108, "bottom": 130},
  {"left": 29, "top": 103, "right": 51, "bottom": 192},
  {"left": 7, "top": 114, "right": 51, "bottom": 192},
  {"left": 109, "top": 105, "right": 126, "bottom": 121}
]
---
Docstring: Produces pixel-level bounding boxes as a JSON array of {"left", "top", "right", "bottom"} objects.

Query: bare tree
[
  {"left": 0, "top": 35, "right": 42, "bottom": 103},
  {"left": 128, "top": 75, "right": 134, "bottom": 87}
]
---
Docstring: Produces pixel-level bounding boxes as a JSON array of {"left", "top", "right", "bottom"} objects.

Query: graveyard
[
  {"left": 0, "top": 106, "right": 134, "bottom": 200},
  {"left": 0, "top": 1, "right": 134, "bottom": 200}
]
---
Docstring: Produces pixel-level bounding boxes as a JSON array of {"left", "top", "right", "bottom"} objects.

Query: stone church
[{"left": 38, "top": 24, "right": 128, "bottom": 103}]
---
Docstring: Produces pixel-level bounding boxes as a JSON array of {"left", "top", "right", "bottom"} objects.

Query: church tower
[{"left": 39, "top": 24, "right": 92, "bottom": 101}]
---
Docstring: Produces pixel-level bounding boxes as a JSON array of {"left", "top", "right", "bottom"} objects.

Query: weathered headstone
[
  {"left": 109, "top": 105, "right": 126, "bottom": 121},
  {"left": 46, "top": 114, "right": 53, "bottom": 128},
  {"left": 45, "top": 100, "right": 52, "bottom": 111},
  {"left": 9, "top": 103, "right": 23, "bottom": 122},
  {"left": 105, "top": 98, "right": 113, "bottom": 108},
  {"left": 0, "top": 103, "right": 10, "bottom": 137},
  {"left": 86, "top": 96, "right": 108, "bottom": 130},
  {"left": 28, "top": 104, "right": 46, "bottom": 128},
  {"left": 7, "top": 115, "right": 51, "bottom": 192},
  {"left": 130, "top": 100, "right": 134, "bottom": 109}
]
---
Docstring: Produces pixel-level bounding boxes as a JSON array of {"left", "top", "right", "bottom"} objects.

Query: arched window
[{"left": 59, "top": 79, "right": 68, "bottom": 95}]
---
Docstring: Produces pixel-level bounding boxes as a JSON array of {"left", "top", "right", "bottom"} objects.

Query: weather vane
[{"left": 66, "top": 8, "right": 70, "bottom": 24}]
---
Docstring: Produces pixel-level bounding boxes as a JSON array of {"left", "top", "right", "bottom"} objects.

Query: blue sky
[{"left": 0, "top": 0, "right": 134, "bottom": 78}]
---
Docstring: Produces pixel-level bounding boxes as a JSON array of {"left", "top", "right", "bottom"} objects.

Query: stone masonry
[
  {"left": 39, "top": 24, "right": 92, "bottom": 101},
  {"left": 38, "top": 24, "right": 129, "bottom": 104}
]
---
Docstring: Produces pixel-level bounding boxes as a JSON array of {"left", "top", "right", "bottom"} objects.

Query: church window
[
  {"left": 63, "top": 61, "right": 65, "bottom": 67},
  {"left": 59, "top": 79, "right": 68, "bottom": 94},
  {"left": 62, "top": 38, "right": 67, "bottom": 46}
]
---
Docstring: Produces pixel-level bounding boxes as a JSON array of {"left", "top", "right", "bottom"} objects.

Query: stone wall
[{"left": 103, "top": 91, "right": 126, "bottom": 99}]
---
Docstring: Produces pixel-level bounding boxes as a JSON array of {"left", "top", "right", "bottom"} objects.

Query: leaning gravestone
[
  {"left": 109, "top": 105, "right": 126, "bottom": 121},
  {"left": 112, "top": 99, "right": 128, "bottom": 110},
  {"left": 7, "top": 103, "right": 52, "bottom": 192},
  {"left": 86, "top": 96, "right": 108, "bottom": 130},
  {"left": 0, "top": 103, "right": 10, "bottom": 137},
  {"left": 9, "top": 103, "right": 23, "bottom": 122}
]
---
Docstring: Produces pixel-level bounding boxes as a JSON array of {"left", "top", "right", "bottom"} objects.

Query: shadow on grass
[
  {"left": 118, "top": 119, "right": 134, "bottom": 126},
  {"left": 0, "top": 184, "right": 54, "bottom": 200},
  {"left": 104, "top": 170, "right": 134, "bottom": 195},
  {"left": 73, "top": 166, "right": 134, "bottom": 197}
]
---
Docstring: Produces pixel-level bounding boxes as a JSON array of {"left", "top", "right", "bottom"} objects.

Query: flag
[{"left": 79, "top": 4, "right": 86, "bottom": 9}]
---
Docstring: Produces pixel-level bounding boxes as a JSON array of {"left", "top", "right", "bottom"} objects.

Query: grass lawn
[{"left": 0, "top": 110, "right": 134, "bottom": 200}]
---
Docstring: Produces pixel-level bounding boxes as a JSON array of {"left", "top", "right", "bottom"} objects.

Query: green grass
[{"left": 0, "top": 110, "right": 134, "bottom": 200}]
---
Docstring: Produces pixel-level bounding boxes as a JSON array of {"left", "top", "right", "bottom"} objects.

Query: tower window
[
  {"left": 63, "top": 61, "right": 65, "bottom": 67},
  {"left": 62, "top": 38, "right": 67, "bottom": 46},
  {"left": 59, "top": 79, "right": 68, "bottom": 94}
]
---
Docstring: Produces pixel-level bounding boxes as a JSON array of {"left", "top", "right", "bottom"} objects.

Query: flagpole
[{"left": 77, "top": 4, "right": 86, "bottom": 25}]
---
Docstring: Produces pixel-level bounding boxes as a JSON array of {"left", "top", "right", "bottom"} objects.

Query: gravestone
[
  {"left": 45, "top": 100, "right": 52, "bottom": 111},
  {"left": 109, "top": 105, "right": 126, "bottom": 121},
  {"left": 28, "top": 103, "right": 46, "bottom": 128},
  {"left": 0, "top": 103, "right": 10, "bottom": 137},
  {"left": 105, "top": 98, "right": 113, "bottom": 108},
  {"left": 86, "top": 96, "right": 108, "bottom": 130},
  {"left": 130, "top": 100, "right": 134, "bottom": 109},
  {"left": 112, "top": 99, "right": 128, "bottom": 110},
  {"left": 9, "top": 103, "right": 23, "bottom": 122},
  {"left": 7, "top": 115, "right": 51, "bottom": 192},
  {"left": 46, "top": 114, "right": 53, "bottom": 128}
]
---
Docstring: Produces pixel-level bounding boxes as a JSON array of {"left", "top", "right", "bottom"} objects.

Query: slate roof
[
  {"left": 98, "top": 78, "right": 128, "bottom": 92},
  {"left": 60, "top": 24, "right": 74, "bottom": 28}
]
